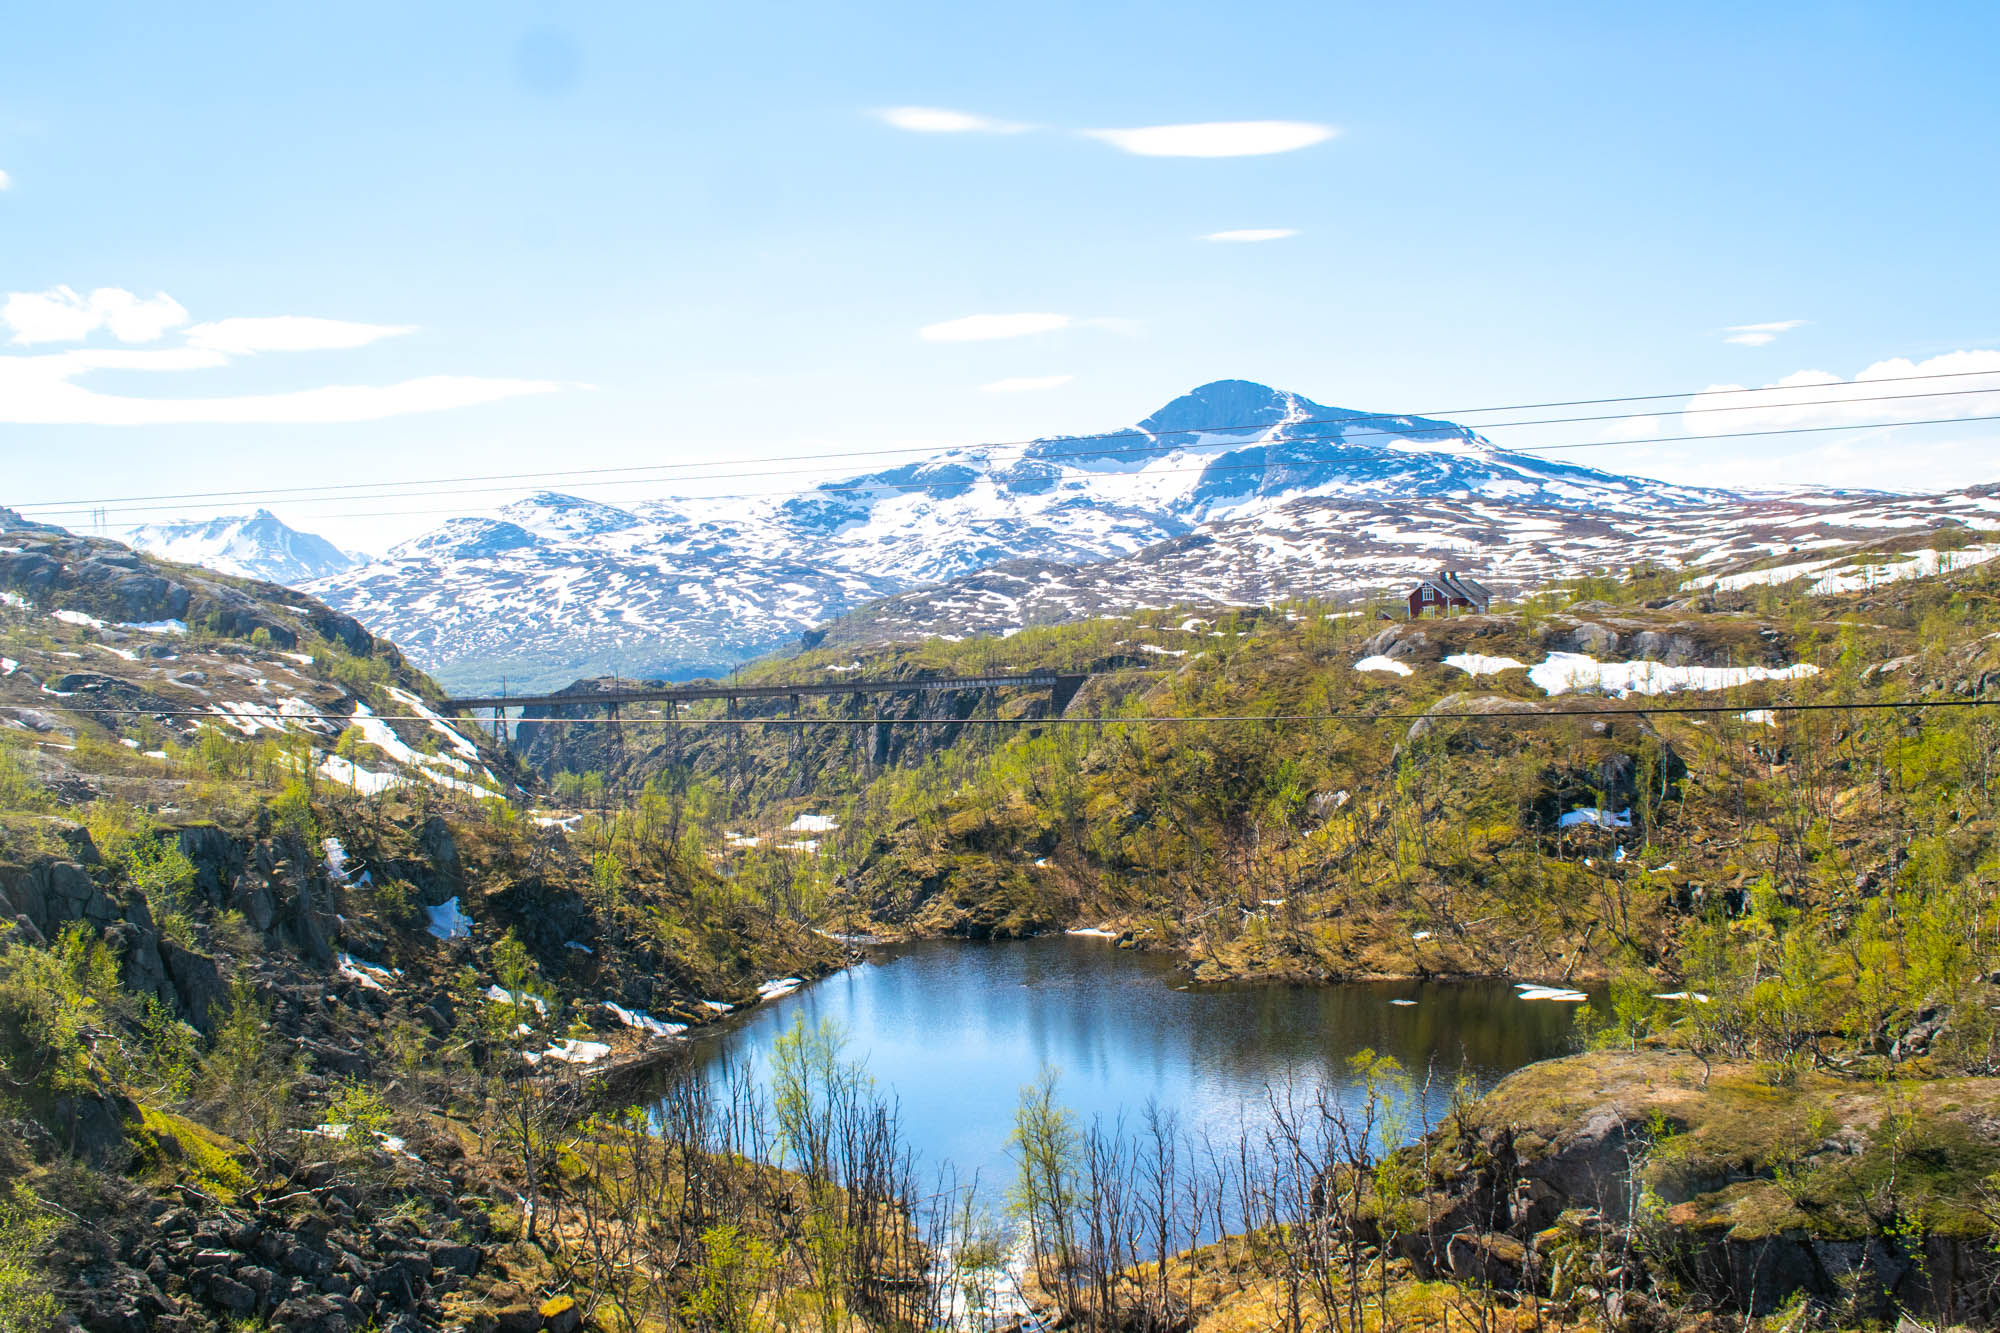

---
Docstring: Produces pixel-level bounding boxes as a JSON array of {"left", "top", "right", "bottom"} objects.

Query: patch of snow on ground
[
  {"left": 52, "top": 609, "right": 105, "bottom": 628},
  {"left": 1739, "top": 709, "right": 1778, "bottom": 726},
  {"left": 319, "top": 753, "right": 399, "bottom": 795},
  {"left": 1559, "top": 807, "right": 1632, "bottom": 830},
  {"left": 787, "top": 813, "right": 838, "bottom": 833},
  {"left": 0, "top": 658, "right": 15, "bottom": 675},
  {"left": 426, "top": 896, "right": 473, "bottom": 940},
  {"left": 1517, "top": 986, "right": 1589, "bottom": 1002},
  {"left": 701, "top": 999, "right": 734, "bottom": 1013},
  {"left": 337, "top": 953, "right": 398, "bottom": 992},
  {"left": 1065, "top": 927, "right": 1119, "bottom": 939},
  {"left": 564, "top": 940, "right": 592, "bottom": 953},
  {"left": 1680, "top": 557, "right": 1839, "bottom": 592},
  {"left": 323, "top": 837, "right": 351, "bottom": 882},
  {"left": 1808, "top": 545, "right": 2000, "bottom": 595},
  {"left": 1443, "top": 653, "right": 1527, "bottom": 677},
  {"left": 484, "top": 985, "right": 550, "bottom": 1015},
  {"left": 0, "top": 591, "right": 31, "bottom": 610},
  {"left": 1527, "top": 652, "right": 1819, "bottom": 698},
  {"left": 1353, "top": 655, "right": 1413, "bottom": 676},
  {"left": 119, "top": 619, "right": 187, "bottom": 635},
  {"left": 757, "top": 977, "right": 803, "bottom": 1000},
  {"left": 603, "top": 1002, "right": 685, "bottom": 1037},
  {"left": 537, "top": 1038, "right": 612, "bottom": 1065}
]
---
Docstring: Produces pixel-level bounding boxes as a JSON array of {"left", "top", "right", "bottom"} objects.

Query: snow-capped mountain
[
  {"left": 126, "top": 510, "right": 365, "bottom": 585},
  {"left": 307, "top": 379, "right": 1740, "bottom": 691}
]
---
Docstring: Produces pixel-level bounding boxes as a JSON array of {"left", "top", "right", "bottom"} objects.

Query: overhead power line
[
  {"left": 75, "top": 409, "right": 2000, "bottom": 526},
  {"left": 14, "top": 366, "right": 2000, "bottom": 519}
]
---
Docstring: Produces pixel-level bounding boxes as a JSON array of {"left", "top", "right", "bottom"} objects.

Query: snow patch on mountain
[{"left": 127, "top": 509, "right": 365, "bottom": 584}]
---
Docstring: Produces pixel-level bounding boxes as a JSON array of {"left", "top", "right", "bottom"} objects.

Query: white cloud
[
  {"left": 0, "top": 350, "right": 560, "bottom": 425},
  {"left": 1723, "top": 319, "right": 1808, "bottom": 347},
  {"left": 920, "top": 312, "right": 1070, "bottom": 342},
  {"left": 0, "top": 170, "right": 10, "bottom": 190},
  {"left": 4, "top": 286, "right": 189, "bottom": 345},
  {"left": 1081, "top": 121, "right": 1336, "bottom": 158},
  {"left": 0, "top": 286, "right": 556, "bottom": 425},
  {"left": 186, "top": 316, "right": 416, "bottom": 354},
  {"left": 1202, "top": 228, "right": 1300, "bottom": 243},
  {"left": 982, "top": 374, "right": 1073, "bottom": 393},
  {"left": 1681, "top": 349, "right": 2000, "bottom": 434},
  {"left": 877, "top": 106, "right": 1027, "bottom": 134}
]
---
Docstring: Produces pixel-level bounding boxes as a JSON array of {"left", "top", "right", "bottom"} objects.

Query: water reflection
[{"left": 688, "top": 936, "right": 1582, "bottom": 1198}]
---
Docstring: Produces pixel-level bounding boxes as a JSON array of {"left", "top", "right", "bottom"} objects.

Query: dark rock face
[
  {"left": 160, "top": 939, "right": 226, "bottom": 1031},
  {"left": 416, "top": 817, "right": 460, "bottom": 886},
  {"left": 307, "top": 608, "right": 374, "bottom": 656}
]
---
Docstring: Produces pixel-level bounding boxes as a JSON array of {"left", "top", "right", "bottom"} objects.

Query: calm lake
[{"left": 689, "top": 936, "right": 1584, "bottom": 1197}]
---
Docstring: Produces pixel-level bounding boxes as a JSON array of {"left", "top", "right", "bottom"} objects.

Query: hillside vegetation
[{"left": 5, "top": 517, "right": 2000, "bottom": 1330}]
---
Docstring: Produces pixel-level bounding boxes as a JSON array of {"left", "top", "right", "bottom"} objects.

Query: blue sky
[{"left": 4, "top": 2, "right": 1998, "bottom": 551}]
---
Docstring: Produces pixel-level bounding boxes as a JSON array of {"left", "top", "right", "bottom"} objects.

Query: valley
[{"left": 7, "top": 503, "right": 1997, "bottom": 1330}]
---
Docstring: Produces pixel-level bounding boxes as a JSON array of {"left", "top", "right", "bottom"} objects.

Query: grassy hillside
[{"left": 0, "top": 527, "right": 856, "bottom": 1332}]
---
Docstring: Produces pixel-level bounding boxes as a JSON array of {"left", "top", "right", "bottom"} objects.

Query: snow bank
[
  {"left": 425, "top": 896, "right": 473, "bottom": 941},
  {"left": 337, "top": 953, "right": 398, "bottom": 993},
  {"left": 787, "top": 813, "right": 838, "bottom": 833},
  {"left": 52, "top": 609, "right": 105, "bottom": 628},
  {"left": 119, "top": 619, "right": 187, "bottom": 635},
  {"left": 1515, "top": 982, "right": 1588, "bottom": 1002},
  {"left": 485, "top": 984, "right": 550, "bottom": 1015},
  {"left": 1353, "top": 655, "right": 1413, "bottom": 676},
  {"left": 1558, "top": 807, "right": 1632, "bottom": 830},
  {"left": 1527, "top": 652, "right": 1818, "bottom": 699},
  {"left": 534, "top": 1039, "right": 612, "bottom": 1065},
  {"left": 1065, "top": 927, "right": 1119, "bottom": 939},
  {"left": 700, "top": 998, "right": 734, "bottom": 1013},
  {"left": 1444, "top": 653, "right": 1527, "bottom": 677},
  {"left": 756, "top": 977, "right": 803, "bottom": 1001},
  {"left": 318, "top": 753, "right": 399, "bottom": 795},
  {"left": 603, "top": 1001, "right": 686, "bottom": 1038}
]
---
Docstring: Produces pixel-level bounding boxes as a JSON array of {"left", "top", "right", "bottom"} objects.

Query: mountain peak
[
  {"left": 125, "top": 511, "right": 363, "bottom": 584},
  {"left": 1138, "top": 379, "right": 1312, "bottom": 437}
]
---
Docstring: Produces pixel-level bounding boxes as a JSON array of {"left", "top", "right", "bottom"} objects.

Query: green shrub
[{"left": 0, "top": 1183, "right": 57, "bottom": 1333}]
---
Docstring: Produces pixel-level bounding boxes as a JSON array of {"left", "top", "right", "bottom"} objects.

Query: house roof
[{"left": 1414, "top": 572, "right": 1492, "bottom": 604}]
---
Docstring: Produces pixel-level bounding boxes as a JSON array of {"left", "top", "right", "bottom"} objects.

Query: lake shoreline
[{"left": 830, "top": 915, "right": 1609, "bottom": 990}]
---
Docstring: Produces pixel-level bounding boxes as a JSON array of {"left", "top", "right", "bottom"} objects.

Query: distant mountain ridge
[
  {"left": 306, "top": 379, "right": 1739, "bottom": 690},
  {"left": 126, "top": 509, "right": 365, "bottom": 584}
]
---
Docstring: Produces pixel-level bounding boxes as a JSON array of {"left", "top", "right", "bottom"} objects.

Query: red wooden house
[{"left": 1406, "top": 569, "right": 1492, "bottom": 619}]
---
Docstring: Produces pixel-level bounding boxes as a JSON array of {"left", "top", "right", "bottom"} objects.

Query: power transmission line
[
  {"left": 14, "top": 367, "right": 2000, "bottom": 519},
  {"left": 81, "top": 409, "right": 2000, "bottom": 525}
]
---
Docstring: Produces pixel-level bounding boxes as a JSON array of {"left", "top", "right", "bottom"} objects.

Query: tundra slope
[{"left": 305, "top": 378, "right": 1737, "bottom": 691}]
